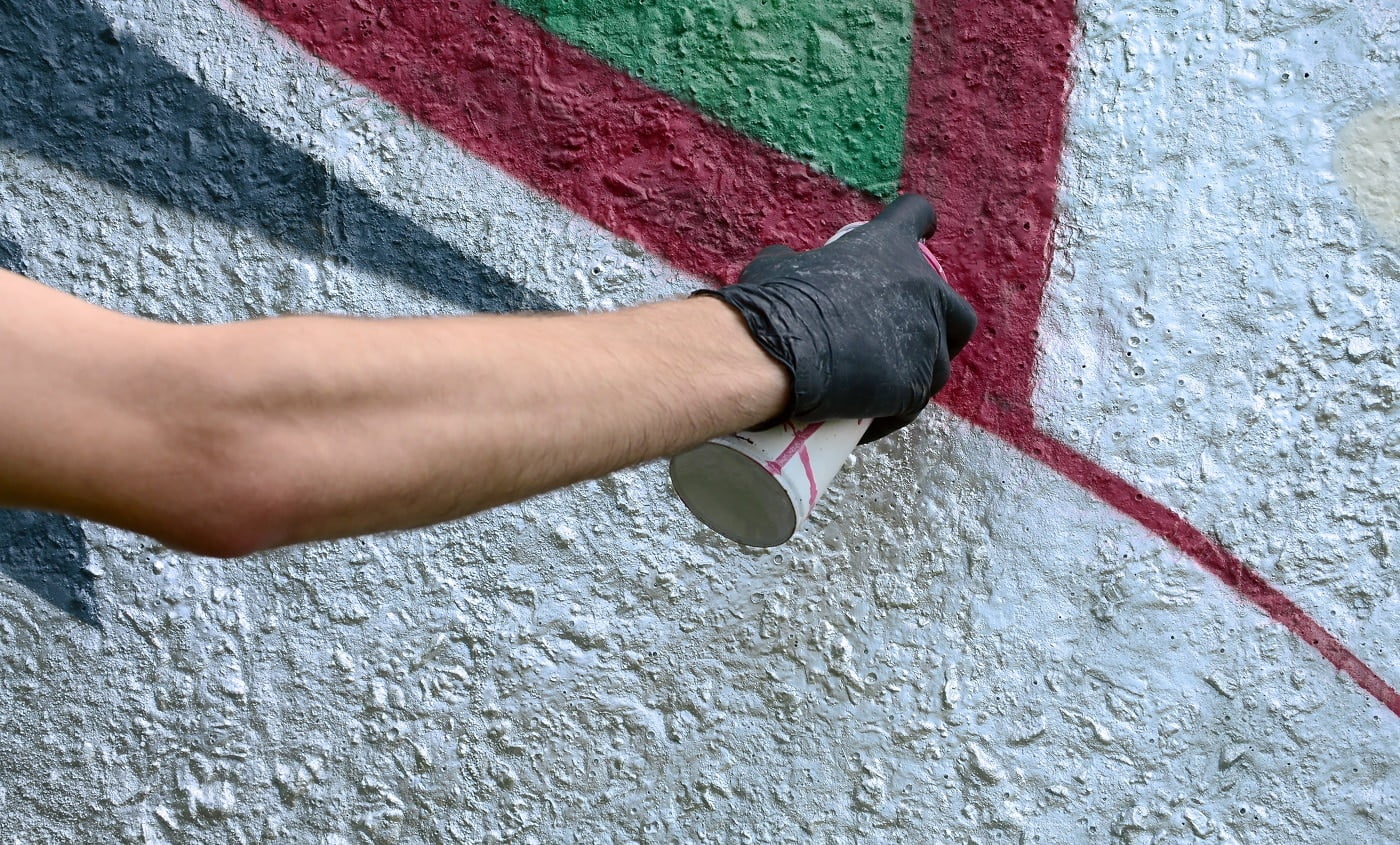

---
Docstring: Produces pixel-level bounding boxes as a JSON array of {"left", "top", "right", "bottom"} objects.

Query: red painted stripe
[
  {"left": 981, "top": 407, "right": 1400, "bottom": 718},
  {"left": 903, "top": 0, "right": 1077, "bottom": 420},
  {"left": 901, "top": 0, "right": 1399, "bottom": 714},
  {"left": 241, "top": 0, "right": 879, "bottom": 285},
  {"left": 243, "top": 0, "right": 1400, "bottom": 714}
]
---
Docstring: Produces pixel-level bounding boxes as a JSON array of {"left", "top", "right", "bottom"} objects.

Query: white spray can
[{"left": 669, "top": 223, "right": 951, "bottom": 547}]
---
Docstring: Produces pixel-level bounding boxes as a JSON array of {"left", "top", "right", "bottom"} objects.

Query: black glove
[{"left": 697, "top": 194, "right": 976, "bottom": 443}]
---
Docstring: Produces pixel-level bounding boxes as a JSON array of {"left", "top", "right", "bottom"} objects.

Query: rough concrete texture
[
  {"left": 496, "top": 0, "right": 913, "bottom": 195},
  {"left": 1035, "top": 0, "right": 1400, "bottom": 697},
  {"left": 0, "top": 1, "right": 1396, "bottom": 843}
]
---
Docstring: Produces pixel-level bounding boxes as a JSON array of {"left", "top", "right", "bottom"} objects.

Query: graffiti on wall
[
  {"left": 1, "top": 0, "right": 1397, "bottom": 838},
  {"left": 242, "top": 0, "right": 1398, "bottom": 713}
]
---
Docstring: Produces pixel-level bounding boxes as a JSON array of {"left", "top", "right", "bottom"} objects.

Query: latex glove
[{"left": 697, "top": 194, "right": 976, "bottom": 443}]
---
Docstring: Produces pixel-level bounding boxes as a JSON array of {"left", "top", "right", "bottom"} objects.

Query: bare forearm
[
  {"left": 163, "top": 297, "right": 786, "bottom": 552},
  {"left": 2, "top": 265, "right": 786, "bottom": 555}
]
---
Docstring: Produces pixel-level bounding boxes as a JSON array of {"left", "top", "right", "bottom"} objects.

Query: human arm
[
  {"left": 0, "top": 194, "right": 974, "bottom": 557},
  {"left": 0, "top": 268, "right": 788, "bottom": 557}
]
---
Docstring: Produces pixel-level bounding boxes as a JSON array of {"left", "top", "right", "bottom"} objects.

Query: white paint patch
[
  {"left": 1338, "top": 102, "right": 1400, "bottom": 247},
  {"left": 1035, "top": 0, "right": 1400, "bottom": 696},
  {"left": 0, "top": 0, "right": 1395, "bottom": 841}
]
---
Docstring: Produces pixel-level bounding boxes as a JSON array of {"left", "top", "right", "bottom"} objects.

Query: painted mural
[
  {"left": 246, "top": 0, "right": 1397, "bottom": 714},
  {"left": 1, "top": 0, "right": 1396, "bottom": 840}
]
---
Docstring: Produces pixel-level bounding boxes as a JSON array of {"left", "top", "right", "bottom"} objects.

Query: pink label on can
[{"left": 762, "top": 422, "right": 826, "bottom": 514}]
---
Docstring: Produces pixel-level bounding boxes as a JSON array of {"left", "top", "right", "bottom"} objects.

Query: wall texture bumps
[
  {"left": 497, "top": 0, "right": 913, "bottom": 196},
  {"left": 0, "top": 0, "right": 1396, "bottom": 842}
]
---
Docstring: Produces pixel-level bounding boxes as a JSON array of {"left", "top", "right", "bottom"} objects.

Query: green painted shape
[{"left": 500, "top": 0, "right": 913, "bottom": 197}]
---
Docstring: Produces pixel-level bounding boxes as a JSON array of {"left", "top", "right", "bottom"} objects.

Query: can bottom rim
[{"left": 669, "top": 442, "right": 798, "bottom": 547}]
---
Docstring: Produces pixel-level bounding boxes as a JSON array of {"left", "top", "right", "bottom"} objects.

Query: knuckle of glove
[{"left": 725, "top": 235, "right": 956, "bottom": 427}]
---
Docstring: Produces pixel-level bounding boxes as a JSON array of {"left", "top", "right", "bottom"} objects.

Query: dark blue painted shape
[
  {"left": 0, "top": 235, "right": 22, "bottom": 272},
  {"left": 0, "top": 235, "right": 100, "bottom": 628},
  {"left": 0, "top": 0, "right": 554, "bottom": 314},
  {"left": 0, "top": 510, "right": 100, "bottom": 629}
]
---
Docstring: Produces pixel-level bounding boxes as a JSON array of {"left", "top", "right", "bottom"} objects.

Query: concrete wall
[{"left": 0, "top": 0, "right": 1395, "bottom": 841}]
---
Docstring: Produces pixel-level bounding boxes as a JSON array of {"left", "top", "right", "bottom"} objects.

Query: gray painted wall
[{"left": 1, "top": 0, "right": 1396, "bottom": 841}]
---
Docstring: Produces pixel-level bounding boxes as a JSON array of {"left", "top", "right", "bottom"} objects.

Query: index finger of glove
[
  {"left": 940, "top": 284, "right": 977, "bottom": 357},
  {"left": 867, "top": 194, "right": 937, "bottom": 241}
]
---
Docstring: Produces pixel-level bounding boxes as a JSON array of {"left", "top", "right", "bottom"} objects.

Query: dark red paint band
[
  {"left": 243, "top": 0, "right": 880, "bottom": 285},
  {"left": 243, "top": 0, "right": 1400, "bottom": 716}
]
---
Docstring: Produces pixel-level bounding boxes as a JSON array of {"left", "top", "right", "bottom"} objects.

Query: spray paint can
[{"left": 669, "top": 223, "right": 951, "bottom": 547}]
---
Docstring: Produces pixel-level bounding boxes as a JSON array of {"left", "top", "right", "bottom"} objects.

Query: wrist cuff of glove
[{"left": 691, "top": 288, "right": 796, "bottom": 430}]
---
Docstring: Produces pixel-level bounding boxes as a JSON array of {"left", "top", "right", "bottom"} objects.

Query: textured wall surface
[
  {"left": 0, "top": 0, "right": 1396, "bottom": 842},
  {"left": 496, "top": 0, "right": 913, "bottom": 195}
]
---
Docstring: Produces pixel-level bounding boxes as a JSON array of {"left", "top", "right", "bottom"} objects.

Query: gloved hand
[{"left": 697, "top": 194, "right": 976, "bottom": 443}]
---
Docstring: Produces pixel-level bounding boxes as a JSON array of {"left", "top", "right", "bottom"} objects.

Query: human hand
[{"left": 697, "top": 194, "right": 976, "bottom": 443}]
